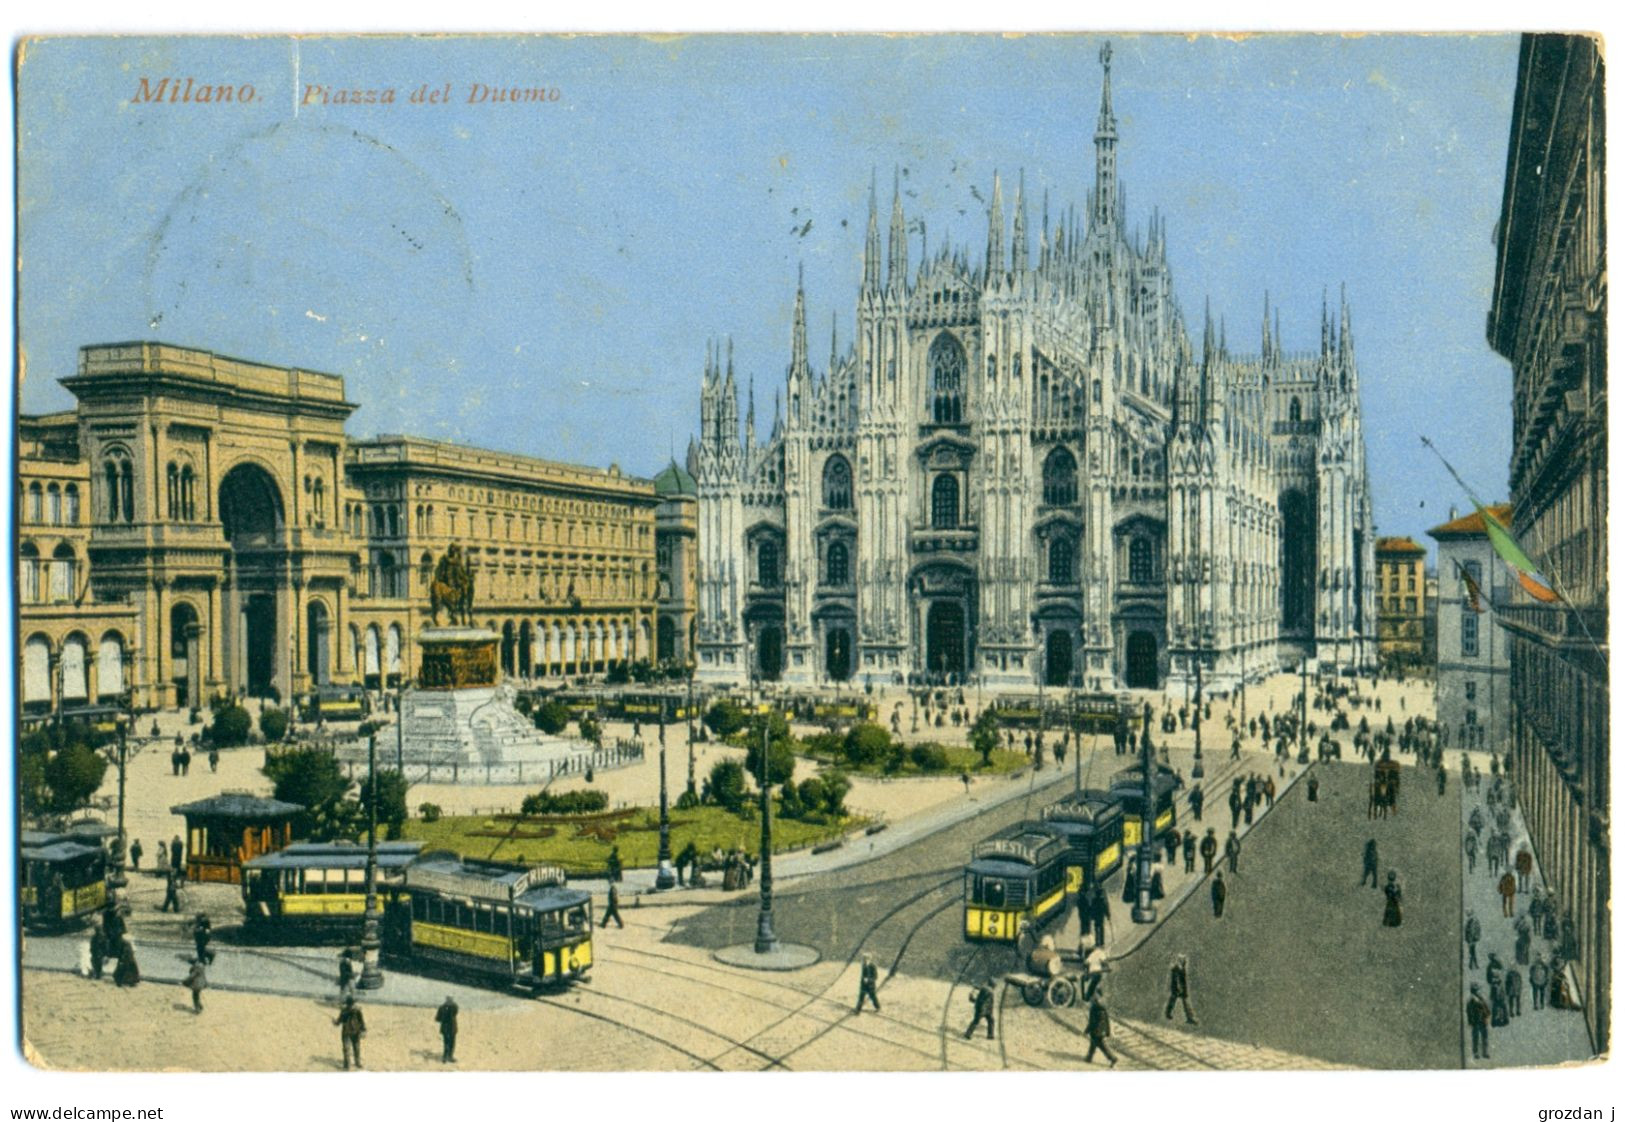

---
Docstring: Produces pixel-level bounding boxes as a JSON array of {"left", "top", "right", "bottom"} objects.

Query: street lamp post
[
  {"left": 1192, "top": 658, "right": 1205, "bottom": 780},
  {"left": 359, "top": 731, "right": 384, "bottom": 989},
  {"left": 655, "top": 723, "right": 676, "bottom": 890},
  {"left": 753, "top": 718, "right": 781, "bottom": 954},
  {"left": 106, "top": 717, "right": 133, "bottom": 907},
  {"left": 1298, "top": 658, "right": 1310, "bottom": 764},
  {"left": 1132, "top": 701, "right": 1158, "bottom": 924}
]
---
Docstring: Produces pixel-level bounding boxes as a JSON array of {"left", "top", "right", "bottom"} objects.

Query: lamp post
[
  {"left": 685, "top": 663, "right": 697, "bottom": 798},
  {"left": 359, "top": 730, "right": 384, "bottom": 989},
  {"left": 655, "top": 722, "right": 676, "bottom": 890},
  {"left": 105, "top": 715, "right": 135, "bottom": 908},
  {"left": 1132, "top": 700, "right": 1158, "bottom": 924},
  {"left": 1298, "top": 658, "right": 1310, "bottom": 764},
  {"left": 1191, "top": 658, "right": 1205, "bottom": 780},
  {"left": 753, "top": 718, "right": 780, "bottom": 954}
]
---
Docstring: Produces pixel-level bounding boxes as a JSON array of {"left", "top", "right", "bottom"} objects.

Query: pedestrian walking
[
  {"left": 1361, "top": 839, "right": 1380, "bottom": 888},
  {"left": 1529, "top": 956, "right": 1549, "bottom": 1010},
  {"left": 1188, "top": 786, "right": 1204, "bottom": 821},
  {"left": 606, "top": 845, "right": 623, "bottom": 884},
  {"left": 1514, "top": 915, "right": 1532, "bottom": 966},
  {"left": 1487, "top": 955, "right": 1509, "bottom": 1026},
  {"left": 1088, "top": 883, "right": 1109, "bottom": 948},
  {"left": 1082, "top": 943, "right": 1108, "bottom": 1001},
  {"left": 191, "top": 913, "right": 214, "bottom": 964},
  {"left": 1515, "top": 847, "right": 1533, "bottom": 892},
  {"left": 170, "top": 836, "right": 185, "bottom": 874},
  {"left": 1210, "top": 871, "right": 1227, "bottom": 919},
  {"left": 335, "top": 995, "right": 367, "bottom": 1070},
  {"left": 435, "top": 995, "right": 459, "bottom": 1062},
  {"left": 1463, "top": 832, "right": 1478, "bottom": 875},
  {"left": 1263, "top": 776, "right": 1276, "bottom": 808},
  {"left": 855, "top": 953, "right": 881, "bottom": 1012},
  {"left": 964, "top": 983, "right": 995, "bottom": 1040},
  {"left": 1464, "top": 911, "right": 1482, "bottom": 969},
  {"left": 1182, "top": 832, "right": 1196, "bottom": 874},
  {"left": 88, "top": 922, "right": 107, "bottom": 981},
  {"left": 1506, "top": 967, "right": 1523, "bottom": 1017},
  {"left": 602, "top": 883, "right": 624, "bottom": 929},
  {"left": 113, "top": 936, "right": 140, "bottom": 987},
  {"left": 1498, "top": 871, "right": 1517, "bottom": 918},
  {"left": 1199, "top": 829, "right": 1217, "bottom": 875},
  {"left": 1382, "top": 871, "right": 1403, "bottom": 927},
  {"left": 129, "top": 839, "right": 143, "bottom": 870},
  {"left": 1164, "top": 954, "right": 1197, "bottom": 1024},
  {"left": 1228, "top": 787, "right": 1242, "bottom": 831},
  {"left": 1307, "top": 774, "right": 1319, "bottom": 802},
  {"left": 1224, "top": 831, "right": 1241, "bottom": 875},
  {"left": 208, "top": 747, "right": 220, "bottom": 773},
  {"left": 184, "top": 958, "right": 207, "bottom": 1013},
  {"left": 1466, "top": 985, "right": 1491, "bottom": 1059},
  {"left": 1084, "top": 992, "right": 1117, "bottom": 1067},
  {"left": 160, "top": 868, "right": 181, "bottom": 913},
  {"left": 1162, "top": 828, "right": 1180, "bottom": 866},
  {"left": 338, "top": 948, "right": 356, "bottom": 998}
]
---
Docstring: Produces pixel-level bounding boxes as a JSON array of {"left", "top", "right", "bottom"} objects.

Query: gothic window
[
  {"left": 1289, "top": 396, "right": 1302, "bottom": 423},
  {"left": 47, "top": 483, "right": 62, "bottom": 525},
  {"left": 826, "top": 540, "right": 850, "bottom": 586},
  {"left": 928, "top": 333, "right": 966, "bottom": 424},
  {"left": 1129, "top": 536, "right": 1155, "bottom": 584},
  {"left": 167, "top": 464, "right": 180, "bottom": 519},
  {"left": 986, "top": 356, "right": 997, "bottom": 382},
  {"left": 757, "top": 540, "right": 780, "bottom": 587},
  {"left": 1049, "top": 536, "right": 1075, "bottom": 584},
  {"left": 51, "top": 543, "right": 76, "bottom": 602},
  {"left": 20, "top": 542, "right": 40, "bottom": 603},
  {"left": 180, "top": 466, "right": 196, "bottom": 521},
  {"left": 1092, "top": 380, "right": 1102, "bottom": 404},
  {"left": 931, "top": 474, "right": 960, "bottom": 529},
  {"left": 64, "top": 484, "right": 80, "bottom": 525},
  {"left": 1042, "top": 447, "right": 1078, "bottom": 506},
  {"left": 822, "top": 455, "right": 853, "bottom": 510},
  {"left": 312, "top": 478, "right": 324, "bottom": 524},
  {"left": 27, "top": 482, "right": 42, "bottom": 523},
  {"left": 1013, "top": 354, "right": 1022, "bottom": 380}
]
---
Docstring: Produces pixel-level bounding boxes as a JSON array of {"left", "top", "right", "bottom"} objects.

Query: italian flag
[{"left": 1477, "top": 503, "right": 1561, "bottom": 604}]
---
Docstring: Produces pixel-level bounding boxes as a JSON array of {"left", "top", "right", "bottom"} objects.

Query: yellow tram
[
  {"left": 21, "top": 830, "right": 108, "bottom": 929},
  {"left": 963, "top": 823, "right": 1069, "bottom": 943},
  {"left": 388, "top": 854, "right": 593, "bottom": 991},
  {"left": 1039, "top": 790, "right": 1126, "bottom": 894},
  {"left": 241, "top": 841, "right": 426, "bottom": 940},
  {"left": 1108, "top": 764, "right": 1179, "bottom": 848}
]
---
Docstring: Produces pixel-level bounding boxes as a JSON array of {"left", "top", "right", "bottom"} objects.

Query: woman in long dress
[
  {"left": 1382, "top": 871, "right": 1404, "bottom": 927},
  {"left": 113, "top": 936, "right": 141, "bottom": 987}
]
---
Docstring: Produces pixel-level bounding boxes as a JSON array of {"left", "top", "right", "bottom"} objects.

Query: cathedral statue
[{"left": 429, "top": 543, "right": 476, "bottom": 627}]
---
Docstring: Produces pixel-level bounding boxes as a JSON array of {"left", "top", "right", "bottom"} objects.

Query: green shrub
[
  {"left": 778, "top": 781, "right": 804, "bottom": 819},
  {"left": 802, "top": 730, "right": 845, "bottom": 758},
  {"left": 262, "top": 747, "right": 354, "bottom": 840},
  {"left": 910, "top": 743, "right": 951, "bottom": 772},
  {"left": 578, "top": 714, "right": 603, "bottom": 746},
  {"left": 418, "top": 802, "right": 443, "bottom": 824},
  {"left": 703, "top": 759, "right": 748, "bottom": 813},
  {"left": 970, "top": 708, "right": 1001, "bottom": 768},
  {"left": 843, "top": 722, "right": 893, "bottom": 768},
  {"left": 259, "top": 707, "right": 290, "bottom": 742},
  {"left": 703, "top": 699, "right": 748, "bottom": 739},
  {"left": 209, "top": 705, "right": 254, "bottom": 748},
  {"left": 533, "top": 700, "right": 571, "bottom": 735},
  {"left": 44, "top": 742, "right": 108, "bottom": 813},
  {"left": 674, "top": 788, "right": 702, "bottom": 811},
  {"left": 819, "top": 771, "right": 851, "bottom": 818},
  {"left": 520, "top": 788, "right": 610, "bottom": 815}
]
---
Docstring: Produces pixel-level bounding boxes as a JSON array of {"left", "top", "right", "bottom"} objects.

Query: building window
[
  {"left": 27, "top": 482, "right": 42, "bottom": 523},
  {"left": 928, "top": 333, "right": 965, "bottom": 424},
  {"left": 1048, "top": 537, "right": 1075, "bottom": 584},
  {"left": 1042, "top": 447, "right": 1078, "bottom": 506},
  {"left": 20, "top": 542, "right": 41, "bottom": 603},
  {"left": 46, "top": 483, "right": 61, "bottom": 525},
  {"left": 757, "top": 540, "right": 779, "bottom": 587},
  {"left": 822, "top": 455, "right": 852, "bottom": 510},
  {"left": 51, "top": 543, "right": 76, "bottom": 603},
  {"left": 931, "top": 474, "right": 960, "bottom": 529},
  {"left": 1465, "top": 707, "right": 1478, "bottom": 727},
  {"left": 1461, "top": 612, "right": 1479, "bottom": 658},
  {"left": 1289, "top": 396, "right": 1302, "bottom": 423},
  {"left": 1465, "top": 679, "right": 1477, "bottom": 701},
  {"left": 826, "top": 540, "right": 850, "bottom": 586},
  {"left": 1129, "top": 536, "right": 1155, "bottom": 584},
  {"left": 64, "top": 484, "right": 80, "bottom": 525},
  {"left": 1404, "top": 597, "right": 1417, "bottom": 614}
]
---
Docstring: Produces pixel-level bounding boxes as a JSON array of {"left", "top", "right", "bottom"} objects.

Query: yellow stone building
[
  {"left": 16, "top": 342, "right": 658, "bottom": 713},
  {"left": 1374, "top": 535, "right": 1428, "bottom": 667}
]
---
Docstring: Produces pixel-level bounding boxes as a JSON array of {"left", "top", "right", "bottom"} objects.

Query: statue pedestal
[{"left": 416, "top": 627, "right": 500, "bottom": 691}]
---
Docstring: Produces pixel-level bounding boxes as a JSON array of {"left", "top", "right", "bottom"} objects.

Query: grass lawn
[
  {"left": 402, "top": 804, "right": 867, "bottom": 875},
  {"left": 798, "top": 744, "right": 1030, "bottom": 778}
]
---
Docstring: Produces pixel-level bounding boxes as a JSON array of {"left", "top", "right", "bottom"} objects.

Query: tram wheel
[
  {"left": 1046, "top": 977, "right": 1076, "bottom": 1008},
  {"left": 1022, "top": 980, "right": 1047, "bottom": 1007}
]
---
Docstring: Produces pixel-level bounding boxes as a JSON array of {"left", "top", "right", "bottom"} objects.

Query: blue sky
[{"left": 17, "top": 33, "right": 1520, "bottom": 553}]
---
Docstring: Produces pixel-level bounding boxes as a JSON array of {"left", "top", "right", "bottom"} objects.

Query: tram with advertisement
[
  {"left": 1039, "top": 790, "right": 1126, "bottom": 894},
  {"left": 1108, "top": 763, "right": 1179, "bottom": 848},
  {"left": 962, "top": 823, "right": 1070, "bottom": 943},
  {"left": 21, "top": 830, "right": 109, "bottom": 929},
  {"left": 241, "top": 840, "right": 425, "bottom": 941},
  {"left": 385, "top": 853, "right": 593, "bottom": 991}
]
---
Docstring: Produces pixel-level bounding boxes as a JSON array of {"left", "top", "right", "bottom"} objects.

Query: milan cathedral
[{"left": 692, "top": 44, "right": 1377, "bottom": 692}]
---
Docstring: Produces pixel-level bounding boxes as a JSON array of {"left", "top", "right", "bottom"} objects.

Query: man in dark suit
[
  {"left": 856, "top": 953, "right": 881, "bottom": 1012},
  {"left": 964, "top": 983, "right": 995, "bottom": 1040},
  {"left": 1164, "top": 954, "right": 1197, "bottom": 1024},
  {"left": 435, "top": 995, "right": 459, "bottom": 1062},
  {"left": 335, "top": 995, "right": 367, "bottom": 1070},
  {"left": 1199, "top": 829, "right": 1218, "bottom": 874},
  {"left": 1361, "top": 839, "right": 1380, "bottom": 888},
  {"left": 1084, "top": 991, "right": 1117, "bottom": 1066},
  {"left": 1210, "top": 871, "right": 1227, "bottom": 919}
]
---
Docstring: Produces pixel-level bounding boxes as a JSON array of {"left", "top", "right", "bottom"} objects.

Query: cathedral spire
[
  {"left": 862, "top": 170, "right": 881, "bottom": 294},
  {"left": 1262, "top": 291, "right": 1273, "bottom": 363},
  {"left": 1339, "top": 283, "right": 1354, "bottom": 365},
  {"left": 1012, "top": 169, "right": 1029, "bottom": 273},
  {"left": 745, "top": 370, "right": 756, "bottom": 449},
  {"left": 829, "top": 310, "right": 839, "bottom": 373},
  {"left": 790, "top": 264, "right": 809, "bottom": 382},
  {"left": 1321, "top": 288, "right": 1333, "bottom": 357},
  {"left": 1092, "top": 40, "right": 1120, "bottom": 232},
  {"left": 888, "top": 168, "right": 908, "bottom": 294},
  {"left": 986, "top": 170, "right": 1005, "bottom": 279}
]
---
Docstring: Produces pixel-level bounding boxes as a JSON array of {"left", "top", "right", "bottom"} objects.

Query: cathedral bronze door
[
  {"left": 1125, "top": 630, "right": 1159, "bottom": 689},
  {"left": 926, "top": 601, "right": 966, "bottom": 679},
  {"left": 757, "top": 625, "right": 784, "bottom": 682},
  {"left": 825, "top": 627, "right": 853, "bottom": 682},
  {"left": 244, "top": 594, "right": 277, "bottom": 698},
  {"left": 1045, "top": 630, "right": 1073, "bottom": 687}
]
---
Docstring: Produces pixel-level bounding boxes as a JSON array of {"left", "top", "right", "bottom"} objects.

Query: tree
[
  {"left": 260, "top": 707, "right": 290, "bottom": 742},
  {"left": 703, "top": 759, "right": 748, "bottom": 814},
  {"left": 263, "top": 748, "right": 354, "bottom": 839},
  {"left": 744, "top": 712, "right": 795, "bottom": 786},
  {"left": 578, "top": 714, "right": 603, "bottom": 746},
  {"left": 910, "top": 742, "right": 950, "bottom": 772},
  {"left": 818, "top": 771, "right": 851, "bottom": 818},
  {"left": 533, "top": 700, "right": 571, "bottom": 735},
  {"left": 703, "top": 699, "right": 748, "bottom": 739},
  {"left": 843, "top": 722, "right": 893, "bottom": 768},
  {"left": 357, "top": 768, "right": 410, "bottom": 840},
  {"left": 209, "top": 704, "right": 253, "bottom": 748},
  {"left": 44, "top": 742, "right": 108, "bottom": 814},
  {"left": 970, "top": 709, "right": 1001, "bottom": 768},
  {"left": 19, "top": 745, "right": 51, "bottom": 818}
]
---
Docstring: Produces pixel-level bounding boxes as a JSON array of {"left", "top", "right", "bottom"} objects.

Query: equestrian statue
[{"left": 429, "top": 543, "right": 476, "bottom": 627}]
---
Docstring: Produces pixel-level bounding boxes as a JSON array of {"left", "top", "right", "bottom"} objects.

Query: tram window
[
  {"left": 984, "top": 880, "right": 1005, "bottom": 908},
  {"left": 564, "top": 907, "right": 585, "bottom": 931}
]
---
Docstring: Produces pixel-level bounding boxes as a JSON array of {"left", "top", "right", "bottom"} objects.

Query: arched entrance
[
  {"left": 756, "top": 625, "right": 784, "bottom": 682},
  {"left": 244, "top": 595, "right": 277, "bottom": 697},
  {"left": 825, "top": 626, "right": 853, "bottom": 682},
  {"left": 518, "top": 621, "right": 534, "bottom": 678},
  {"left": 1280, "top": 488, "right": 1316, "bottom": 635},
  {"left": 306, "top": 602, "right": 331, "bottom": 686},
  {"left": 658, "top": 617, "right": 676, "bottom": 662},
  {"left": 1125, "top": 630, "right": 1159, "bottom": 689},
  {"left": 501, "top": 621, "right": 517, "bottom": 677},
  {"left": 1045, "top": 630, "right": 1074, "bottom": 687},
  {"left": 171, "top": 602, "right": 202, "bottom": 707},
  {"left": 926, "top": 601, "right": 966, "bottom": 679},
  {"left": 220, "top": 463, "right": 286, "bottom": 700}
]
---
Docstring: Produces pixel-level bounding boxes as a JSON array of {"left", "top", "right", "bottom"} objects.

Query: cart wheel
[
  {"left": 1022, "top": 980, "right": 1047, "bottom": 1007},
  {"left": 1047, "top": 977, "right": 1076, "bottom": 1008}
]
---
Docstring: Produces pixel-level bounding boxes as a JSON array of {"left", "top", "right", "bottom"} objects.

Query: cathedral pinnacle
[
  {"left": 790, "top": 265, "right": 809, "bottom": 382},
  {"left": 1012, "top": 169, "right": 1029, "bottom": 273},
  {"left": 1092, "top": 40, "right": 1120, "bottom": 232},
  {"left": 888, "top": 168, "right": 908, "bottom": 293},
  {"left": 863, "top": 169, "right": 881, "bottom": 293},
  {"left": 987, "top": 170, "right": 1005, "bottom": 279}
]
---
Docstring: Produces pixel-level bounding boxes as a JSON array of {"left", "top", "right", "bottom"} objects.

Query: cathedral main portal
[{"left": 925, "top": 601, "right": 966, "bottom": 679}]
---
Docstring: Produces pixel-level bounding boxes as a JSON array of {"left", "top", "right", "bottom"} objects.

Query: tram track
[
  {"left": 534, "top": 992, "right": 723, "bottom": 1071},
  {"left": 555, "top": 982, "right": 790, "bottom": 1070}
]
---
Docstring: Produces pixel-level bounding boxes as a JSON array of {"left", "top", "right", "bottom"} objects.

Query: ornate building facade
[
  {"left": 1488, "top": 33, "right": 1607, "bottom": 1053},
  {"left": 1374, "top": 535, "right": 1429, "bottom": 667},
  {"left": 692, "top": 47, "right": 1377, "bottom": 691},
  {"left": 17, "top": 342, "right": 658, "bottom": 713}
]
